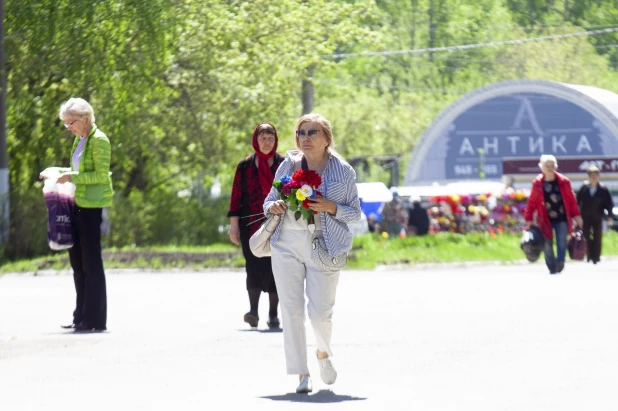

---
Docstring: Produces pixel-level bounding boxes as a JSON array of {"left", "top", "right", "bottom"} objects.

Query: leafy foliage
[{"left": 4, "top": 0, "right": 618, "bottom": 259}]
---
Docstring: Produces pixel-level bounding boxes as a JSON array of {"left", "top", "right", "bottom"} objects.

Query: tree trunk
[{"left": 301, "top": 65, "right": 314, "bottom": 115}]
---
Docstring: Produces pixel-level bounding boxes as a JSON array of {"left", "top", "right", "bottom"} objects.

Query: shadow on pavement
[
  {"left": 44, "top": 330, "right": 108, "bottom": 336},
  {"left": 237, "top": 328, "right": 283, "bottom": 333},
  {"left": 261, "top": 389, "right": 367, "bottom": 403}
]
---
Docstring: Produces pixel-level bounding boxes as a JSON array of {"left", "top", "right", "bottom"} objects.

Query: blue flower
[{"left": 280, "top": 175, "right": 292, "bottom": 184}]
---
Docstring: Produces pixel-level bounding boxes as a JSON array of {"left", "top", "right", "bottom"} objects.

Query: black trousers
[
  {"left": 239, "top": 226, "right": 277, "bottom": 293},
  {"left": 68, "top": 206, "right": 107, "bottom": 328},
  {"left": 582, "top": 217, "right": 604, "bottom": 263}
]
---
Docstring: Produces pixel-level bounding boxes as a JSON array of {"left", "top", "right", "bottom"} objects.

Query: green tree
[{"left": 6, "top": 0, "right": 174, "bottom": 257}]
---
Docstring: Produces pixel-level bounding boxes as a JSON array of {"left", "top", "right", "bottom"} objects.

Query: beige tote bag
[{"left": 249, "top": 214, "right": 281, "bottom": 258}]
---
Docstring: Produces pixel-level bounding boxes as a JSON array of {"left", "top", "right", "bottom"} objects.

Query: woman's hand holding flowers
[
  {"left": 307, "top": 197, "right": 337, "bottom": 215},
  {"left": 272, "top": 169, "right": 326, "bottom": 221},
  {"left": 269, "top": 200, "right": 287, "bottom": 215}
]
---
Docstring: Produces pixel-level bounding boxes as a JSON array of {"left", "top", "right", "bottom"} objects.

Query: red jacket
[{"left": 524, "top": 172, "right": 581, "bottom": 239}]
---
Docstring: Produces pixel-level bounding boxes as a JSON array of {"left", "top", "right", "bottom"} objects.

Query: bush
[
  {"left": 2, "top": 184, "right": 231, "bottom": 261},
  {"left": 107, "top": 189, "right": 229, "bottom": 248},
  {"left": 5, "top": 185, "right": 51, "bottom": 260}
]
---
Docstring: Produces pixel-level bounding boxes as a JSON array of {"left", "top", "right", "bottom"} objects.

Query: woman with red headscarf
[{"left": 228, "top": 123, "right": 284, "bottom": 329}]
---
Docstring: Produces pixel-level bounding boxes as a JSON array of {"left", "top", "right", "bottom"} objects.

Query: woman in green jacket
[{"left": 56, "top": 98, "right": 113, "bottom": 332}]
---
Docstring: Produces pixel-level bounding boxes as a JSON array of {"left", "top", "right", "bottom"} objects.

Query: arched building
[{"left": 404, "top": 79, "right": 618, "bottom": 188}]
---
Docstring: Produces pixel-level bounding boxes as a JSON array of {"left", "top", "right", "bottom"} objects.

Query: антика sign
[
  {"left": 443, "top": 93, "right": 603, "bottom": 178},
  {"left": 411, "top": 82, "right": 618, "bottom": 183}
]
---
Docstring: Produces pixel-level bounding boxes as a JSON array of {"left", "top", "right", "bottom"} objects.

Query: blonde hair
[
  {"left": 538, "top": 154, "right": 557, "bottom": 169},
  {"left": 293, "top": 113, "right": 336, "bottom": 151},
  {"left": 587, "top": 165, "right": 600, "bottom": 174},
  {"left": 59, "top": 98, "right": 95, "bottom": 124}
]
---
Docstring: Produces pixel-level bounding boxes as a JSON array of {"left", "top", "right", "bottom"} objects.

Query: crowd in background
[{"left": 368, "top": 185, "right": 615, "bottom": 239}]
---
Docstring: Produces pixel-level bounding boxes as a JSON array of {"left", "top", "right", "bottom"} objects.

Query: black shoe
[
  {"left": 556, "top": 263, "right": 565, "bottom": 273},
  {"left": 243, "top": 312, "right": 259, "bottom": 328},
  {"left": 61, "top": 323, "right": 76, "bottom": 329},
  {"left": 267, "top": 316, "right": 280, "bottom": 329}
]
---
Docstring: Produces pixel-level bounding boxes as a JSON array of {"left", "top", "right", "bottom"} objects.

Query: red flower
[
  {"left": 302, "top": 199, "right": 311, "bottom": 209},
  {"left": 303, "top": 170, "right": 322, "bottom": 188},
  {"left": 291, "top": 169, "right": 322, "bottom": 189},
  {"left": 292, "top": 170, "right": 305, "bottom": 183}
]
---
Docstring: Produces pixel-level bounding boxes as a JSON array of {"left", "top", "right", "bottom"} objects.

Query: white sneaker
[
  {"left": 296, "top": 375, "right": 312, "bottom": 393},
  {"left": 317, "top": 356, "right": 337, "bottom": 385}
]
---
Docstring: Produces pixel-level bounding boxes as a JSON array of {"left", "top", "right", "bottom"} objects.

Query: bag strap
[{"left": 301, "top": 156, "right": 315, "bottom": 228}]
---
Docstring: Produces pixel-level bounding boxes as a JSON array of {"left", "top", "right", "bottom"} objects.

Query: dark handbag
[
  {"left": 568, "top": 229, "right": 587, "bottom": 261},
  {"left": 311, "top": 236, "right": 348, "bottom": 271},
  {"left": 520, "top": 225, "right": 543, "bottom": 262}
]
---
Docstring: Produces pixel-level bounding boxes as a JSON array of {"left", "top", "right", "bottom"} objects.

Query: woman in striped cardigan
[
  {"left": 55, "top": 98, "right": 113, "bottom": 332},
  {"left": 264, "top": 113, "right": 361, "bottom": 393}
]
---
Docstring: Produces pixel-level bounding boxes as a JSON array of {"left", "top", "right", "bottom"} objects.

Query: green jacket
[{"left": 66, "top": 124, "right": 114, "bottom": 208}]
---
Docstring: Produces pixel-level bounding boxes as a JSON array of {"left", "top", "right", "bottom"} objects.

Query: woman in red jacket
[{"left": 524, "top": 155, "right": 583, "bottom": 274}]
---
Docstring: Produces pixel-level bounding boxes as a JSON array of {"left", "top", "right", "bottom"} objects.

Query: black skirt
[{"left": 240, "top": 225, "right": 277, "bottom": 293}]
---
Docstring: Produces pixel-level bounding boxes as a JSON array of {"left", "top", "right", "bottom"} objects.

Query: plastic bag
[
  {"left": 520, "top": 225, "right": 544, "bottom": 262},
  {"left": 568, "top": 229, "right": 587, "bottom": 261},
  {"left": 41, "top": 168, "right": 76, "bottom": 250}
]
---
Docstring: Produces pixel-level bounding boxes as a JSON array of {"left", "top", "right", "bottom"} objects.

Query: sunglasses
[
  {"left": 296, "top": 129, "right": 320, "bottom": 139},
  {"left": 258, "top": 136, "right": 276, "bottom": 143}
]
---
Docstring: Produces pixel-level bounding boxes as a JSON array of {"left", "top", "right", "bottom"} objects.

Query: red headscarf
[{"left": 252, "top": 122, "right": 279, "bottom": 197}]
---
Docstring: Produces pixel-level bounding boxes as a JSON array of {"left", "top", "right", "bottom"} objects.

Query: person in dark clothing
[
  {"left": 407, "top": 195, "right": 429, "bottom": 236},
  {"left": 576, "top": 165, "right": 614, "bottom": 264},
  {"left": 228, "top": 123, "right": 284, "bottom": 328},
  {"left": 381, "top": 191, "right": 408, "bottom": 238},
  {"left": 367, "top": 213, "right": 378, "bottom": 233}
]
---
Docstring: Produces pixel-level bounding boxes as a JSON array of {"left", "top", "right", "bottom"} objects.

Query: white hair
[
  {"left": 59, "top": 98, "right": 95, "bottom": 124},
  {"left": 538, "top": 154, "right": 558, "bottom": 169}
]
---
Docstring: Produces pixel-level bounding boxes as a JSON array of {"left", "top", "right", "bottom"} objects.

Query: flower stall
[{"left": 427, "top": 188, "right": 530, "bottom": 235}]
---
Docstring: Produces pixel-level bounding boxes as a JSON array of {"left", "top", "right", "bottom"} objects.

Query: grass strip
[{"left": 3, "top": 231, "right": 617, "bottom": 273}]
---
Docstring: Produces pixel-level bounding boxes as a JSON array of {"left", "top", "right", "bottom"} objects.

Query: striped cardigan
[
  {"left": 263, "top": 150, "right": 361, "bottom": 257},
  {"left": 67, "top": 125, "right": 113, "bottom": 208}
]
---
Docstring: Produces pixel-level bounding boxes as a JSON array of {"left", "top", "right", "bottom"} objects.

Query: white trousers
[{"left": 271, "top": 228, "right": 340, "bottom": 375}]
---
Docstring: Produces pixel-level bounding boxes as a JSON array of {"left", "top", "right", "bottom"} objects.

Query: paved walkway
[{"left": 1, "top": 260, "right": 617, "bottom": 410}]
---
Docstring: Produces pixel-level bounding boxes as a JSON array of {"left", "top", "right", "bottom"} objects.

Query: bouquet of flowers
[{"left": 272, "top": 169, "right": 322, "bottom": 221}]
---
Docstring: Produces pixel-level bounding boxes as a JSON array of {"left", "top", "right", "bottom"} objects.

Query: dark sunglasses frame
[{"left": 296, "top": 129, "right": 319, "bottom": 138}]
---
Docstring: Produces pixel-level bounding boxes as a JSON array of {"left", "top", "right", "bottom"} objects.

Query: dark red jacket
[{"left": 524, "top": 172, "right": 581, "bottom": 239}]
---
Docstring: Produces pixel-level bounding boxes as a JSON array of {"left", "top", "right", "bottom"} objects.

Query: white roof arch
[{"left": 405, "top": 79, "right": 618, "bottom": 184}]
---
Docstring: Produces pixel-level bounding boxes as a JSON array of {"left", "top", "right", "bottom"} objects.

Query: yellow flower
[
  {"left": 295, "top": 190, "right": 306, "bottom": 201},
  {"left": 299, "top": 184, "right": 313, "bottom": 198}
]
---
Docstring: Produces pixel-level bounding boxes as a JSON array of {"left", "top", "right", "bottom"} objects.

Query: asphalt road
[{"left": 1, "top": 260, "right": 617, "bottom": 410}]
